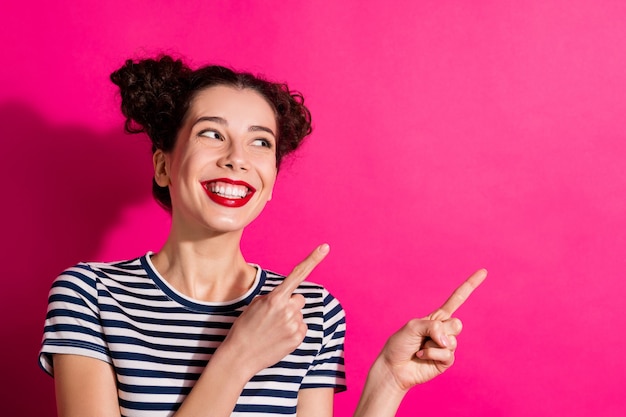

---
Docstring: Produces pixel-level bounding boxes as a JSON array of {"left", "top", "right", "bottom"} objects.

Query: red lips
[{"left": 201, "top": 178, "right": 256, "bottom": 208}]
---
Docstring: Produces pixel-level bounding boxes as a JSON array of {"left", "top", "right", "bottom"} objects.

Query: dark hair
[{"left": 110, "top": 55, "right": 312, "bottom": 211}]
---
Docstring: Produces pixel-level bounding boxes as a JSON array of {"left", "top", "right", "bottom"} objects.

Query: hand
[
  {"left": 376, "top": 268, "right": 487, "bottom": 391},
  {"left": 219, "top": 244, "right": 330, "bottom": 376}
]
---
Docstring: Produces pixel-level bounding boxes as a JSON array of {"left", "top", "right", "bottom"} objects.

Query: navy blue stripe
[
  {"left": 302, "top": 335, "right": 322, "bottom": 344},
  {"left": 234, "top": 403, "right": 295, "bottom": 414},
  {"left": 301, "top": 382, "right": 347, "bottom": 392},
  {"left": 318, "top": 342, "right": 346, "bottom": 355},
  {"left": 305, "top": 369, "right": 346, "bottom": 378},
  {"left": 118, "top": 382, "right": 190, "bottom": 395},
  {"left": 324, "top": 315, "right": 345, "bottom": 339},
  {"left": 119, "top": 398, "right": 181, "bottom": 411},
  {"left": 51, "top": 276, "right": 97, "bottom": 306},
  {"left": 271, "top": 360, "right": 313, "bottom": 370},
  {"left": 43, "top": 323, "right": 106, "bottom": 341},
  {"left": 324, "top": 301, "right": 343, "bottom": 320},
  {"left": 100, "top": 285, "right": 170, "bottom": 301},
  {"left": 110, "top": 351, "right": 210, "bottom": 366},
  {"left": 250, "top": 374, "right": 303, "bottom": 384},
  {"left": 304, "top": 323, "right": 323, "bottom": 332},
  {"left": 100, "top": 318, "right": 233, "bottom": 339},
  {"left": 46, "top": 307, "right": 100, "bottom": 326},
  {"left": 310, "top": 356, "right": 345, "bottom": 367},
  {"left": 241, "top": 388, "right": 297, "bottom": 399},
  {"left": 97, "top": 295, "right": 200, "bottom": 314},
  {"left": 99, "top": 304, "right": 238, "bottom": 327},
  {"left": 110, "top": 259, "right": 144, "bottom": 268},
  {"left": 105, "top": 335, "right": 221, "bottom": 353},
  {"left": 43, "top": 339, "right": 109, "bottom": 356},
  {"left": 116, "top": 367, "right": 201, "bottom": 380}
]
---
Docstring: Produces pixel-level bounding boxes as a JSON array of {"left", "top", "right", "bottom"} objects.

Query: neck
[{"left": 151, "top": 226, "right": 256, "bottom": 303}]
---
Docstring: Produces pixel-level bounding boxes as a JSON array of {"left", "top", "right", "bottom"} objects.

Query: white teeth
[{"left": 209, "top": 182, "right": 248, "bottom": 199}]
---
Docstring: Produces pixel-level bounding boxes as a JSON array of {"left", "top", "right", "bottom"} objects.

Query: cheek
[
  {"left": 254, "top": 152, "right": 277, "bottom": 184},
  {"left": 261, "top": 166, "right": 277, "bottom": 200},
  {"left": 265, "top": 165, "right": 278, "bottom": 187},
  {"left": 172, "top": 151, "right": 205, "bottom": 179}
]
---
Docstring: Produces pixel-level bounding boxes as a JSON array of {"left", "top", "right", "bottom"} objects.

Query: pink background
[{"left": 1, "top": 1, "right": 625, "bottom": 415}]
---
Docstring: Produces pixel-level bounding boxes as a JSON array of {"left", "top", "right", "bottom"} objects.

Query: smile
[{"left": 201, "top": 178, "right": 256, "bottom": 208}]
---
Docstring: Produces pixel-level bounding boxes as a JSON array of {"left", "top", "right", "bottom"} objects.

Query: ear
[{"left": 153, "top": 150, "right": 170, "bottom": 187}]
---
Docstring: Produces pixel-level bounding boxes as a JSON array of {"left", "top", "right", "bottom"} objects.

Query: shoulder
[
  {"left": 261, "top": 269, "right": 332, "bottom": 297},
  {"left": 50, "top": 256, "right": 146, "bottom": 296},
  {"left": 261, "top": 269, "right": 345, "bottom": 316}
]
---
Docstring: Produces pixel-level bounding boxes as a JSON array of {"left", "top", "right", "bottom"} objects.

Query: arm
[
  {"left": 297, "top": 388, "right": 334, "bottom": 417},
  {"left": 53, "top": 345, "right": 256, "bottom": 417},
  {"left": 53, "top": 354, "right": 120, "bottom": 417},
  {"left": 354, "top": 269, "right": 487, "bottom": 417},
  {"left": 353, "top": 319, "right": 460, "bottom": 417}
]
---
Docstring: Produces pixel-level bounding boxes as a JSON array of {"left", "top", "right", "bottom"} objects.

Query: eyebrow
[{"left": 194, "top": 116, "right": 276, "bottom": 138}]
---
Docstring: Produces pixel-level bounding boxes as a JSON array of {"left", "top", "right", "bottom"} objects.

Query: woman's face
[{"left": 154, "top": 85, "right": 278, "bottom": 236}]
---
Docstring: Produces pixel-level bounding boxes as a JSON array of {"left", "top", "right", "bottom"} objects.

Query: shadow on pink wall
[{"left": 0, "top": 102, "right": 152, "bottom": 415}]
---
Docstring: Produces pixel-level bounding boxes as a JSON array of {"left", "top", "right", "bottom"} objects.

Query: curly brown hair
[{"left": 110, "top": 55, "right": 312, "bottom": 211}]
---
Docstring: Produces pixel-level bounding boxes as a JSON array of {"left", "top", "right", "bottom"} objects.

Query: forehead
[{"left": 186, "top": 85, "right": 277, "bottom": 130}]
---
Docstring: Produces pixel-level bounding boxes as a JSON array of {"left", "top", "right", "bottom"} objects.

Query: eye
[
  {"left": 252, "top": 138, "right": 273, "bottom": 148},
  {"left": 198, "top": 129, "right": 224, "bottom": 140}
]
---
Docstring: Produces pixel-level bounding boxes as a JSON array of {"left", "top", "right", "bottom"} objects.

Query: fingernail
[
  {"left": 319, "top": 244, "right": 330, "bottom": 254},
  {"left": 441, "top": 335, "right": 449, "bottom": 347},
  {"left": 416, "top": 350, "right": 424, "bottom": 358}
]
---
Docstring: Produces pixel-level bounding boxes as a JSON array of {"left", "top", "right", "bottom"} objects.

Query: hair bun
[{"left": 110, "top": 56, "right": 191, "bottom": 150}]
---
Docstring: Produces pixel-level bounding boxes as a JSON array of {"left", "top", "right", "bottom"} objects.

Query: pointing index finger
[
  {"left": 429, "top": 268, "right": 487, "bottom": 320},
  {"left": 272, "top": 244, "right": 330, "bottom": 297}
]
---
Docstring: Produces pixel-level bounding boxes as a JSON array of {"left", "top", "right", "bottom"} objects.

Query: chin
[{"left": 207, "top": 213, "right": 263, "bottom": 234}]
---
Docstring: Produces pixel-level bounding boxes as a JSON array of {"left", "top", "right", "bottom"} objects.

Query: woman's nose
[{"left": 217, "top": 142, "right": 249, "bottom": 171}]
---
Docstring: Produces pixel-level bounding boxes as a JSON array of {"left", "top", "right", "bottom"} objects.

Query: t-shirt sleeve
[
  {"left": 39, "top": 263, "right": 112, "bottom": 376},
  {"left": 300, "top": 289, "right": 347, "bottom": 392}
]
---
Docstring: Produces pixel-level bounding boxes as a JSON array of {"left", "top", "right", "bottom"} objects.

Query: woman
[{"left": 39, "top": 55, "right": 486, "bottom": 417}]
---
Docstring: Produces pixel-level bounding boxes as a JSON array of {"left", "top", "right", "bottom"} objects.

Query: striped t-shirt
[{"left": 39, "top": 253, "right": 346, "bottom": 416}]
